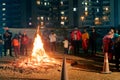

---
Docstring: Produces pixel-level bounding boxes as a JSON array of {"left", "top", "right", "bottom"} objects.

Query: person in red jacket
[
  {"left": 21, "top": 32, "right": 29, "bottom": 56},
  {"left": 103, "top": 31, "right": 114, "bottom": 61},
  {"left": 70, "top": 28, "right": 82, "bottom": 55}
]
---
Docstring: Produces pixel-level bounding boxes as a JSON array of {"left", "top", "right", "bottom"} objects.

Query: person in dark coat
[
  {"left": 89, "top": 27, "right": 98, "bottom": 55},
  {"left": 114, "top": 36, "right": 120, "bottom": 71},
  {"left": 3, "top": 29, "right": 13, "bottom": 56}
]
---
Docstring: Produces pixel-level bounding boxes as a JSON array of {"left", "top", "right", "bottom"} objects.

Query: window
[
  {"left": 37, "top": 1, "right": 40, "bottom": 5},
  {"left": 85, "top": 7, "right": 88, "bottom": 11},
  {"left": 97, "top": 8, "right": 99, "bottom": 12},
  {"left": 2, "top": 13, "right": 6, "bottom": 16},
  {"left": 61, "top": 11, "right": 64, "bottom": 14},
  {"left": 2, "top": 18, "right": 6, "bottom": 21},
  {"left": 2, "top": 3, "right": 6, "bottom": 5},
  {"left": 73, "top": 8, "right": 77, "bottom": 11},
  {"left": 2, "top": 8, "right": 6, "bottom": 11}
]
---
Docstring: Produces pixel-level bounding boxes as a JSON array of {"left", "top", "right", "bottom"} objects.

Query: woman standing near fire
[{"left": 81, "top": 28, "right": 89, "bottom": 54}]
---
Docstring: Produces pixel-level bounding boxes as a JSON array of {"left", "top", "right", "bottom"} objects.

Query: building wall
[
  {"left": 0, "top": 0, "right": 30, "bottom": 28},
  {"left": 0, "top": 0, "right": 120, "bottom": 28}
]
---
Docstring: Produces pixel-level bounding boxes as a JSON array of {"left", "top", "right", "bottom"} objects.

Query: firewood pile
[{"left": 0, "top": 57, "right": 61, "bottom": 74}]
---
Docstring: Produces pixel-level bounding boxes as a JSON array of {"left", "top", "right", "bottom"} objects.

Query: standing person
[
  {"left": 49, "top": 31, "right": 57, "bottom": 52},
  {"left": 114, "top": 36, "right": 120, "bottom": 71},
  {"left": 103, "top": 31, "right": 114, "bottom": 61},
  {"left": 81, "top": 28, "right": 89, "bottom": 53},
  {"left": 12, "top": 34, "right": 20, "bottom": 57},
  {"left": 0, "top": 34, "right": 3, "bottom": 57},
  {"left": 3, "top": 29, "right": 13, "bottom": 57},
  {"left": 70, "top": 28, "right": 82, "bottom": 56},
  {"left": 89, "top": 27, "right": 98, "bottom": 56},
  {"left": 63, "top": 37, "right": 69, "bottom": 54},
  {"left": 21, "top": 32, "right": 29, "bottom": 56}
]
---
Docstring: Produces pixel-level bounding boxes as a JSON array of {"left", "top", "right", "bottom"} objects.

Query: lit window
[
  {"left": 73, "top": 8, "right": 77, "bottom": 11},
  {"left": 97, "top": 8, "right": 99, "bottom": 12},
  {"left": 2, "top": 13, "right": 6, "bottom": 16},
  {"left": 85, "top": 11, "right": 88, "bottom": 16},
  {"left": 44, "top": 2, "right": 47, "bottom": 6},
  {"left": 47, "top": 17, "right": 50, "bottom": 20},
  {"left": 29, "top": 22, "right": 32, "bottom": 25},
  {"left": 48, "top": 2, "right": 50, "bottom": 5},
  {"left": 37, "top": 17, "right": 40, "bottom": 20},
  {"left": 95, "top": 17, "right": 99, "bottom": 21},
  {"left": 2, "top": 18, "right": 6, "bottom": 21},
  {"left": 61, "top": 11, "right": 64, "bottom": 14},
  {"left": 105, "top": 7, "right": 109, "bottom": 11},
  {"left": 85, "top": 7, "right": 88, "bottom": 11},
  {"left": 60, "top": 1, "right": 63, "bottom": 5},
  {"left": 85, "top": 2, "right": 88, "bottom": 5},
  {"left": 37, "top": 1, "right": 40, "bottom": 5},
  {"left": 64, "top": 17, "right": 67, "bottom": 20},
  {"left": 61, "top": 21, "right": 64, "bottom": 25},
  {"left": 41, "top": 16, "right": 44, "bottom": 20},
  {"left": 103, "top": 16, "right": 109, "bottom": 21},
  {"left": 2, "top": 8, "right": 6, "bottom": 11},
  {"left": 2, "top": 3, "right": 6, "bottom": 5},
  {"left": 81, "top": 16, "right": 85, "bottom": 21},
  {"left": 82, "top": 2, "right": 84, "bottom": 5},
  {"left": 41, "top": 22, "right": 44, "bottom": 25},
  {"left": 2, "top": 23, "right": 6, "bottom": 26},
  {"left": 61, "top": 16, "right": 64, "bottom": 20},
  {"left": 96, "top": 0, "right": 99, "bottom": 3}
]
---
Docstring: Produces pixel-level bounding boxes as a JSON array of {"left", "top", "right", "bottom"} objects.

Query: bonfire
[{"left": 12, "top": 27, "right": 60, "bottom": 69}]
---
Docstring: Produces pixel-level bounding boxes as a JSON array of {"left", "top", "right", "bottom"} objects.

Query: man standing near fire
[
  {"left": 70, "top": 27, "right": 82, "bottom": 56},
  {"left": 3, "top": 27, "right": 13, "bottom": 57},
  {"left": 49, "top": 31, "right": 57, "bottom": 52}
]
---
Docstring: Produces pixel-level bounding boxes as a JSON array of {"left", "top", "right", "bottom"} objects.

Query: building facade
[
  {"left": 0, "top": 0, "right": 120, "bottom": 28},
  {"left": 0, "top": 0, "right": 31, "bottom": 28}
]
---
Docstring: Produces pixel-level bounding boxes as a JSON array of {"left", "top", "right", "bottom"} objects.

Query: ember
[{"left": 12, "top": 27, "right": 60, "bottom": 69}]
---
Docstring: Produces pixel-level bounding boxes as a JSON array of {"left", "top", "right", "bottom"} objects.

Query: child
[
  {"left": 68, "top": 42, "right": 73, "bottom": 54},
  {"left": 63, "top": 38, "right": 69, "bottom": 54},
  {"left": 12, "top": 34, "right": 20, "bottom": 57}
]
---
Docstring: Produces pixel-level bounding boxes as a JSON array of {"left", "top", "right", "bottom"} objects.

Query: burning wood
[{"left": 10, "top": 26, "right": 60, "bottom": 70}]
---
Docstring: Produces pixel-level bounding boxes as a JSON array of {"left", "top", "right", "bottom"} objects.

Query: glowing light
[{"left": 13, "top": 26, "right": 59, "bottom": 68}]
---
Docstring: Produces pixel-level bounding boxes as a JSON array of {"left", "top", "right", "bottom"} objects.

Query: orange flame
[{"left": 16, "top": 28, "right": 58, "bottom": 68}]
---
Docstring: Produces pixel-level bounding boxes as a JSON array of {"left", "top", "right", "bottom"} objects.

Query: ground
[{"left": 0, "top": 51, "right": 120, "bottom": 80}]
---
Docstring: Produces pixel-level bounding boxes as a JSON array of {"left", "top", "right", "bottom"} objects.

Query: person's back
[
  {"left": 49, "top": 32, "right": 57, "bottom": 42},
  {"left": 63, "top": 38, "right": 69, "bottom": 54}
]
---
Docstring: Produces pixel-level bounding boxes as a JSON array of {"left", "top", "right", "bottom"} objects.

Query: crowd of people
[
  {"left": 0, "top": 27, "right": 120, "bottom": 71},
  {"left": 62, "top": 27, "right": 120, "bottom": 71},
  {"left": 0, "top": 28, "right": 29, "bottom": 58}
]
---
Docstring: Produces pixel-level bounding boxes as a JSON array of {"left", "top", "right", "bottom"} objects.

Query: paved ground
[{"left": 0, "top": 51, "right": 120, "bottom": 80}]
